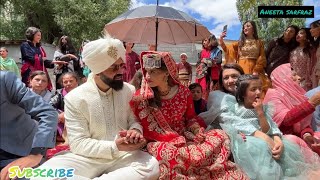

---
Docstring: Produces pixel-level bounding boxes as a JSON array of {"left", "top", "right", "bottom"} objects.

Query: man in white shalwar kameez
[{"left": 32, "top": 35, "right": 160, "bottom": 180}]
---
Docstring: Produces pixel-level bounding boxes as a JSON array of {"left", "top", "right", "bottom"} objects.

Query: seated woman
[
  {"left": 130, "top": 51, "right": 248, "bottom": 180},
  {"left": 29, "top": 71, "right": 52, "bottom": 102},
  {"left": 223, "top": 74, "right": 320, "bottom": 179},
  {"left": 47, "top": 72, "right": 79, "bottom": 159},
  {"left": 263, "top": 63, "right": 320, "bottom": 155},
  {"left": 199, "top": 63, "right": 244, "bottom": 129}
]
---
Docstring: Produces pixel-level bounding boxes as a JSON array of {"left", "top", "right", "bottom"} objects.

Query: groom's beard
[{"left": 100, "top": 73, "right": 124, "bottom": 91}]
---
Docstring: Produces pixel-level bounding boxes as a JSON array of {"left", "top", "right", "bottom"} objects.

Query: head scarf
[
  {"left": 263, "top": 63, "right": 311, "bottom": 132},
  {"left": 0, "top": 57, "right": 21, "bottom": 78},
  {"left": 82, "top": 35, "right": 125, "bottom": 74},
  {"left": 137, "top": 51, "right": 179, "bottom": 100}
]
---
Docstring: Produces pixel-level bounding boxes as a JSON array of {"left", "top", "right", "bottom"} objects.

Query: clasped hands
[
  {"left": 115, "top": 129, "right": 147, "bottom": 151},
  {"left": 262, "top": 135, "right": 284, "bottom": 160},
  {"left": 268, "top": 137, "right": 284, "bottom": 160}
]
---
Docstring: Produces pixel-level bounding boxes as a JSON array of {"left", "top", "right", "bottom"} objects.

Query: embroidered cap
[{"left": 82, "top": 35, "right": 125, "bottom": 74}]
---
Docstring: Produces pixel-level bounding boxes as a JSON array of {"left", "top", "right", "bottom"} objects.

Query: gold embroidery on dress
[
  {"left": 139, "top": 108, "right": 149, "bottom": 119},
  {"left": 160, "top": 145, "right": 175, "bottom": 160},
  {"left": 239, "top": 39, "right": 260, "bottom": 60},
  {"left": 158, "top": 161, "right": 170, "bottom": 179},
  {"left": 147, "top": 115, "right": 163, "bottom": 133},
  {"left": 107, "top": 46, "right": 118, "bottom": 60}
]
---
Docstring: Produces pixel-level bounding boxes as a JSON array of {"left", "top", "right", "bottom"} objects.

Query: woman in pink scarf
[{"left": 263, "top": 63, "right": 320, "bottom": 155}]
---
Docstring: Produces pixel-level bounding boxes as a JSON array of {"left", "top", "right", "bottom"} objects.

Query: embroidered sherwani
[
  {"left": 64, "top": 79, "right": 141, "bottom": 159},
  {"left": 33, "top": 75, "right": 159, "bottom": 180}
]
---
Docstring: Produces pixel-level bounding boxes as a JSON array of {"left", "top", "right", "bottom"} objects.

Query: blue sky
[{"left": 131, "top": 0, "right": 320, "bottom": 40}]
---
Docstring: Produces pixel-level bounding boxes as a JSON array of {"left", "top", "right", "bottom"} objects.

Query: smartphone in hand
[{"left": 223, "top": 25, "right": 228, "bottom": 32}]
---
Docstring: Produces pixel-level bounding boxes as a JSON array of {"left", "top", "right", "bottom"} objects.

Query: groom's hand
[
  {"left": 119, "top": 129, "right": 144, "bottom": 144},
  {"left": 115, "top": 137, "right": 147, "bottom": 151}
]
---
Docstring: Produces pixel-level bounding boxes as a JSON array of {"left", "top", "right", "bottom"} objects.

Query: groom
[{"left": 33, "top": 36, "right": 159, "bottom": 180}]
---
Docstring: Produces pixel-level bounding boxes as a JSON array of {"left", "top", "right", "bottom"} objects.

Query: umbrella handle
[
  {"left": 155, "top": 18, "right": 159, "bottom": 51},
  {"left": 195, "top": 23, "right": 197, "bottom": 36}
]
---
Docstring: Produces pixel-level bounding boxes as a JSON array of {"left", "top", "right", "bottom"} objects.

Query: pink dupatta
[{"left": 263, "top": 63, "right": 312, "bottom": 133}]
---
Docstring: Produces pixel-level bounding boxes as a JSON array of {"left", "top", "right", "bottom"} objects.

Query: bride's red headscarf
[{"left": 135, "top": 51, "right": 180, "bottom": 100}]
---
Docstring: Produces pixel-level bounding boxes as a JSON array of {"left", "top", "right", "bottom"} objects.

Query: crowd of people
[{"left": 0, "top": 19, "right": 319, "bottom": 180}]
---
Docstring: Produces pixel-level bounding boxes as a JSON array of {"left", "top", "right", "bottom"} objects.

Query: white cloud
[
  {"left": 131, "top": 0, "right": 240, "bottom": 36},
  {"left": 130, "top": 0, "right": 147, "bottom": 9},
  {"left": 185, "top": 0, "right": 240, "bottom": 36},
  {"left": 157, "top": 0, "right": 240, "bottom": 34},
  {"left": 130, "top": 0, "right": 320, "bottom": 36},
  {"left": 162, "top": 0, "right": 188, "bottom": 10}
]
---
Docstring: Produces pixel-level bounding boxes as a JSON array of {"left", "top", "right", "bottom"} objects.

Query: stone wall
[
  {"left": 0, "top": 41, "right": 57, "bottom": 88},
  {"left": 1, "top": 39, "right": 236, "bottom": 86},
  {"left": 0, "top": 42, "right": 56, "bottom": 67}
]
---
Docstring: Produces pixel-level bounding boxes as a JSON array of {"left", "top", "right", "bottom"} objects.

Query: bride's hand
[{"left": 194, "top": 127, "right": 205, "bottom": 143}]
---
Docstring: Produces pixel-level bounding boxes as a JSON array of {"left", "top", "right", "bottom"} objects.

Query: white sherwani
[
  {"left": 34, "top": 76, "right": 159, "bottom": 180},
  {"left": 65, "top": 76, "right": 141, "bottom": 159}
]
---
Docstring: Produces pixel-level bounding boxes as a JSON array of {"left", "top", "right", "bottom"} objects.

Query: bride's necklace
[{"left": 159, "top": 86, "right": 171, "bottom": 96}]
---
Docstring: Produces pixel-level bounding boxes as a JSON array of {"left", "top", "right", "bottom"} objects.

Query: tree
[
  {"left": 53, "top": 0, "right": 131, "bottom": 47},
  {"left": 236, "top": 0, "right": 305, "bottom": 44},
  {"left": 1, "top": 0, "right": 61, "bottom": 43},
  {"left": 0, "top": 1, "right": 28, "bottom": 40},
  {"left": 1, "top": 0, "right": 130, "bottom": 48}
]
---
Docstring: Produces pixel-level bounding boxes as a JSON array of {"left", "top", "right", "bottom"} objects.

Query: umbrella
[{"left": 105, "top": 5, "right": 211, "bottom": 50}]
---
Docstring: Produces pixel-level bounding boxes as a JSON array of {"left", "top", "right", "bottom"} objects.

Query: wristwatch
[{"left": 30, "top": 147, "right": 47, "bottom": 156}]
